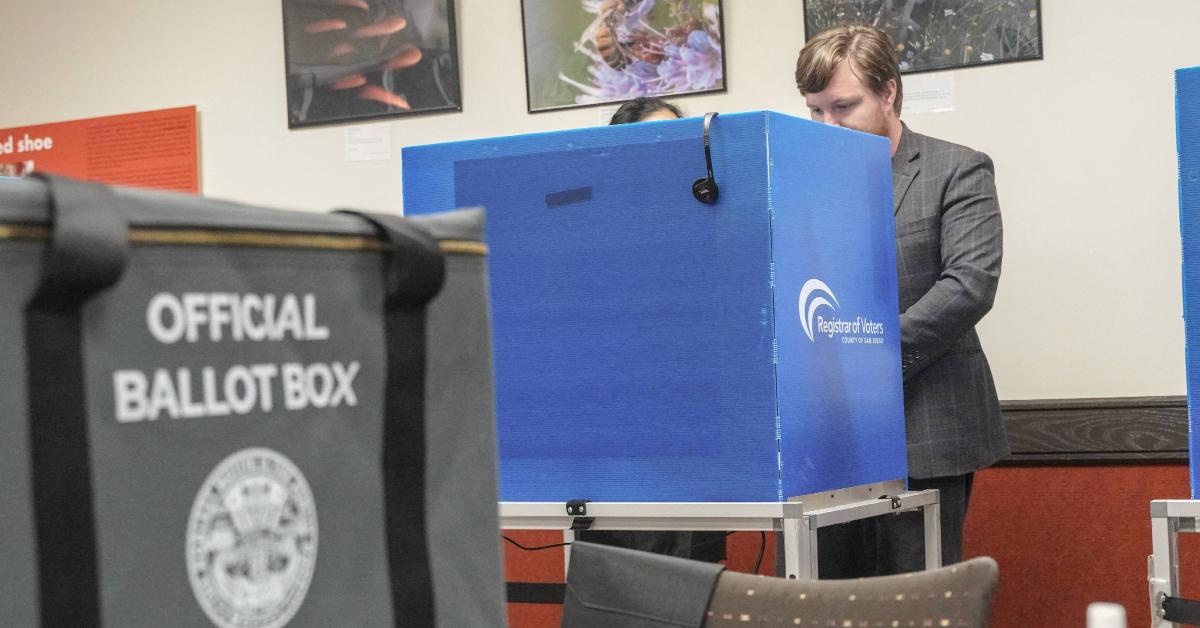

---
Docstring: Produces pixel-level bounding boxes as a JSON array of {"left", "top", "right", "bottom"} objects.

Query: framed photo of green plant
[{"left": 803, "top": 0, "right": 1042, "bottom": 74}]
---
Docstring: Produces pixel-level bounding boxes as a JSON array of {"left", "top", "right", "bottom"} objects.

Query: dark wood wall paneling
[{"left": 1000, "top": 396, "right": 1187, "bottom": 463}]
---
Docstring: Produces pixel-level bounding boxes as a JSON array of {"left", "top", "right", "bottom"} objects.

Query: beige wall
[{"left": 1, "top": 1, "right": 1197, "bottom": 401}]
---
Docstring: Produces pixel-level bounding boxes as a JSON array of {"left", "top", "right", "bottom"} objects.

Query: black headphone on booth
[{"left": 692, "top": 112, "right": 719, "bottom": 204}]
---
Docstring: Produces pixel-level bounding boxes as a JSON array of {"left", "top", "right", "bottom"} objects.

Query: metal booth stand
[
  {"left": 502, "top": 480, "right": 941, "bottom": 579},
  {"left": 1148, "top": 499, "right": 1200, "bottom": 627}
]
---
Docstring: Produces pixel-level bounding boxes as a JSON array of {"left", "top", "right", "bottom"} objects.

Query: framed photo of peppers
[
  {"left": 282, "top": 0, "right": 462, "bottom": 128},
  {"left": 521, "top": 0, "right": 727, "bottom": 113}
]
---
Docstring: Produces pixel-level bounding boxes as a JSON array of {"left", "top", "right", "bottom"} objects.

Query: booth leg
[
  {"left": 923, "top": 498, "right": 942, "bottom": 571},
  {"left": 1149, "top": 511, "right": 1180, "bottom": 628},
  {"left": 782, "top": 514, "right": 819, "bottom": 580},
  {"left": 563, "top": 530, "right": 575, "bottom": 574}
]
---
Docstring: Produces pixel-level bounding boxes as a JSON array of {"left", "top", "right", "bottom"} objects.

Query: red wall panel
[{"left": 964, "top": 464, "right": 1197, "bottom": 627}]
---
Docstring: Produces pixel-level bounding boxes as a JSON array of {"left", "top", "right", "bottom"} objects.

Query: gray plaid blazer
[{"left": 892, "top": 125, "right": 1008, "bottom": 479}]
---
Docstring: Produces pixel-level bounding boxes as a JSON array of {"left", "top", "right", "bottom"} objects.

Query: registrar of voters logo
[
  {"left": 187, "top": 448, "right": 318, "bottom": 628},
  {"left": 798, "top": 278, "right": 886, "bottom": 345}
]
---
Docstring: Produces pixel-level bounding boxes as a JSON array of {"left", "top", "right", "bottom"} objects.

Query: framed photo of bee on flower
[
  {"left": 520, "top": 0, "right": 726, "bottom": 113},
  {"left": 802, "top": 0, "right": 1042, "bottom": 74},
  {"left": 282, "top": 0, "right": 462, "bottom": 128}
]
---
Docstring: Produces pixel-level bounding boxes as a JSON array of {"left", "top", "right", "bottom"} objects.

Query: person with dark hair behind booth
[
  {"left": 574, "top": 96, "right": 728, "bottom": 564},
  {"left": 608, "top": 96, "right": 685, "bottom": 125}
]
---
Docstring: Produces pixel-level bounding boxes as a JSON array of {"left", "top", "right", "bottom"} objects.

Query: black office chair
[{"left": 561, "top": 541, "right": 998, "bottom": 628}]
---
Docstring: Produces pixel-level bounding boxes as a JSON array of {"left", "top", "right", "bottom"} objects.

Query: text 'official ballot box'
[
  {"left": 1178, "top": 67, "right": 1200, "bottom": 498},
  {"left": 0, "top": 177, "right": 505, "bottom": 627},
  {"left": 404, "top": 110, "right": 908, "bottom": 502}
]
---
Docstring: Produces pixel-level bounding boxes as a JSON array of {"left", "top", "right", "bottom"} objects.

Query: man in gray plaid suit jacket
[{"left": 794, "top": 25, "right": 1007, "bottom": 576}]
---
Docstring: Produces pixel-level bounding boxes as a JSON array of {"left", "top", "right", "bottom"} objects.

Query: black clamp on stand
[
  {"left": 1162, "top": 595, "right": 1200, "bottom": 626},
  {"left": 566, "top": 500, "right": 594, "bottom": 531}
]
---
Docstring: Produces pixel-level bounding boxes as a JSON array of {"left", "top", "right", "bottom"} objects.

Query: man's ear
[{"left": 882, "top": 78, "right": 898, "bottom": 110}]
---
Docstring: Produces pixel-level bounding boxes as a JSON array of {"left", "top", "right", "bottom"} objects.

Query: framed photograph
[
  {"left": 521, "top": 0, "right": 726, "bottom": 113},
  {"left": 282, "top": 0, "right": 462, "bottom": 128},
  {"left": 803, "top": 0, "right": 1042, "bottom": 74}
]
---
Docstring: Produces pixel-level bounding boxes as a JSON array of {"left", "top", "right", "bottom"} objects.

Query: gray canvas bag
[{"left": 0, "top": 174, "right": 504, "bottom": 627}]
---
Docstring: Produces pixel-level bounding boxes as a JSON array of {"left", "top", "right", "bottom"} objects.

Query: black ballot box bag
[{"left": 0, "top": 175, "right": 505, "bottom": 628}]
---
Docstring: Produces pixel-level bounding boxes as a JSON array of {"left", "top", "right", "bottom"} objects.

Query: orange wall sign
[{"left": 0, "top": 106, "right": 198, "bottom": 194}]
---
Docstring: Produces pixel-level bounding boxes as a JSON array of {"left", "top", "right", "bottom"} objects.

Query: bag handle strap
[
  {"left": 336, "top": 209, "right": 445, "bottom": 627},
  {"left": 25, "top": 173, "right": 128, "bottom": 627}
]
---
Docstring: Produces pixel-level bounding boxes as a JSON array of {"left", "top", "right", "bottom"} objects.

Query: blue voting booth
[
  {"left": 403, "top": 111, "right": 907, "bottom": 502},
  {"left": 1178, "top": 68, "right": 1200, "bottom": 498}
]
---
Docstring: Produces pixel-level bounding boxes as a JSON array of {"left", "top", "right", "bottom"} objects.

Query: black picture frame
[
  {"left": 520, "top": 0, "right": 728, "bottom": 113},
  {"left": 282, "top": 0, "right": 462, "bottom": 128},
  {"left": 802, "top": 0, "right": 1043, "bottom": 75}
]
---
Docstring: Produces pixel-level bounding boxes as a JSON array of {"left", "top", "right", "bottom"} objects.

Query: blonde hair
[{"left": 795, "top": 25, "right": 903, "bottom": 115}]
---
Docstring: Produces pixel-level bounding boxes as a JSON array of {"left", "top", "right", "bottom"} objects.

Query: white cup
[{"left": 1086, "top": 602, "right": 1127, "bottom": 628}]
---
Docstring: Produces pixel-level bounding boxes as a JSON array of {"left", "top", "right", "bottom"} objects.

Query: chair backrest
[
  {"left": 560, "top": 541, "right": 725, "bottom": 628},
  {"left": 703, "top": 557, "right": 998, "bottom": 628}
]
